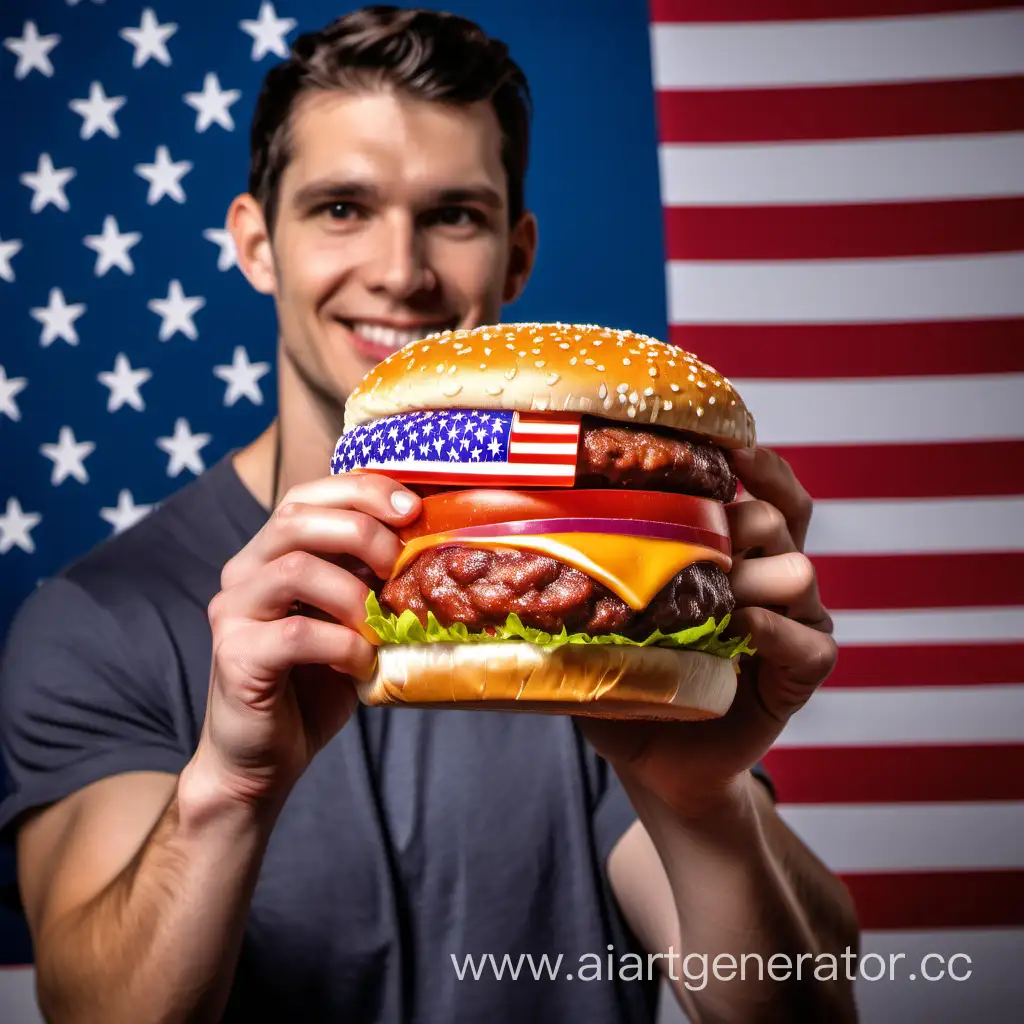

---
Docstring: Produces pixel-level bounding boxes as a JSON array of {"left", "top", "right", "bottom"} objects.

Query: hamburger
[{"left": 331, "top": 323, "right": 756, "bottom": 721}]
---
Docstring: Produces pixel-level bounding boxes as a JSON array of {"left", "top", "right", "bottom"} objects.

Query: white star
[
  {"left": 97, "top": 352, "right": 152, "bottom": 412},
  {"left": 3, "top": 22, "right": 60, "bottom": 79},
  {"left": 0, "top": 498, "right": 41, "bottom": 555},
  {"left": 100, "top": 489, "right": 154, "bottom": 536},
  {"left": 0, "top": 365, "right": 28, "bottom": 422},
  {"left": 202, "top": 227, "right": 237, "bottom": 271},
  {"left": 30, "top": 288, "right": 86, "bottom": 347},
  {"left": 184, "top": 72, "right": 241, "bottom": 132},
  {"left": 20, "top": 153, "right": 76, "bottom": 213},
  {"left": 157, "top": 418, "right": 211, "bottom": 477},
  {"left": 0, "top": 236, "right": 22, "bottom": 282},
  {"left": 134, "top": 145, "right": 192, "bottom": 204},
  {"left": 40, "top": 425, "right": 95, "bottom": 486},
  {"left": 120, "top": 8, "right": 177, "bottom": 68},
  {"left": 239, "top": 2, "right": 296, "bottom": 60},
  {"left": 213, "top": 346, "right": 271, "bottom": 406},
  {"left": 83, "top": 215, "right": 142, "bottom": 276},
  {"left": 148, "top": 280, "right": 205, "bottom": 341},
  {"left": 69, "top": 81, "right": 125, "bottom": 139}
]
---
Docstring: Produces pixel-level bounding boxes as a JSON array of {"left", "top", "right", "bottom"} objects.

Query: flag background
[{"left": 1, "top": 1, "right": 1022, "bottom": 1020}]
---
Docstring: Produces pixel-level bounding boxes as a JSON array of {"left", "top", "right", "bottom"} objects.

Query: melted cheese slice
[{"left": 392, "top": 532, "right": 732, "bottom": 610}]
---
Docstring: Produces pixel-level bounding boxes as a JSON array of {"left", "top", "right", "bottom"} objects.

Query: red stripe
[
  {"left": 664, "top": 198, "right": 1024, "bottom": 261},
  {"left": 815, "top": 553, "right": 1024, "bottom": 611},
  {"left": 650, "top": 0, "right": 1019, "bottom": 22},
  {"left": 772, "top": 440, "right": 1024, "bottom": 501},
  {"left": 656, "top": 77, "right": 1024, "bottom": 143},
  {"left": 354, "top": 468, "right": 575, "bottom": 486},
  {"left": 509, "top": 432, "right": 581, "bottom": 446},
  {"left": 506, "top": 451, "right": 578, "bottom": 466},
  {"left": 668, "top": 321, "right": 1024, "bottom": 379},
  {"left": 839, "top": 870, "right": 1024, "bottom": 931},
  {"left": 765, "top": 745, "right": 1024, "bottom": 804},
  {"left": 827, "top": 644, "right": 1024, "bottom": 687}
]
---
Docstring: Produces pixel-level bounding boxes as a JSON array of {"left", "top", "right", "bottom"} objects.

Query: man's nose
[{"left": 365, "top": 215, "right": 436, "bottom": 300}]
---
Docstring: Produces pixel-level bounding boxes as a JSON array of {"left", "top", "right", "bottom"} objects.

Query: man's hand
[
  {"left": 189, "top": 473, "right": 421, "bottom": 814},
  {"left": 577, "top": 445, "right": 836, "bottom": 815}
]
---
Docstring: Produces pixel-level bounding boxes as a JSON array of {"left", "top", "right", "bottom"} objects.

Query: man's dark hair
[{"left": 248, "top": 5, "right": 533, "bottom": 234}]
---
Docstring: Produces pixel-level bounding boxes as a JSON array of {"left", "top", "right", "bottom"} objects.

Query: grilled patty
[{"left": 380, "top": 546, "right": 734, "bottom": 638}]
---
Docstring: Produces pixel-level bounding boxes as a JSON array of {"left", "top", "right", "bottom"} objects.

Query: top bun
[{"left": 343, "top": 323, "right": 755, "bottom": 449}]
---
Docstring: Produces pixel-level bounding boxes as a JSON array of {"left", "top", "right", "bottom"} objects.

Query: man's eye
[
  {"left": 322, "top": 201, "right": 362, "bottom": 220},
  {"left": 434, "top": 207, "right": 480, "bottom": 227}
]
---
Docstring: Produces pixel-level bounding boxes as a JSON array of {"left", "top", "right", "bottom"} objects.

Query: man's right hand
[{"left": 192, "top": 473, "right": 421, "bottom": 812}]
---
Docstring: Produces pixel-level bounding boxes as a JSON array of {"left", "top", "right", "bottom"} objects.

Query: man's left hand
[{"left": 577, "top": 445, "right": 837, "bottom": 816}]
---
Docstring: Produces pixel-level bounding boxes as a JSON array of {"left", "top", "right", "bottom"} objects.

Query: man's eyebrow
[{"left": 290, "top": 180, "right": 503, "bottom": 210}]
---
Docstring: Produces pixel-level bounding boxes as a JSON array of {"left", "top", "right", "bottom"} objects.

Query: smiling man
[{"left": 0, "top": 7, "right": 859, "bottom": 1024}]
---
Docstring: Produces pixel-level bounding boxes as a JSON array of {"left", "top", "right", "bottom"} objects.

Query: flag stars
[
  {"left": 0, "top": 236, "right": 22, "bottom": 282},
  {"left": 0, "top": 498, "right": 42, "bottom": 555},
  {"left": 20, "top": 154, "right": 76, "bottom": 213},
  {"left": 134, "top": 145, "right": 192, "bottom": 204},
  {"left": 4, "top": 22, "right": 60, "bottom": 79},
  {"left": 84, "top": 216, "right": 142, "bottom": 276},
  {"left": 213, "top": 346, "right": 270, "bottom": 406},
  {"left": 69, "top": 82, "right": 126, "bottom": 139},
  {"left": 120, "top": 8, "right": 177, "bottom": 68},
  {"left": 40, "top": 426, "right": 95, "bottom": 486},
  {"left": 203, "top": 227, "right": 238, "bottom": 271},
  {"left": 157, "top": 418, "right": 211, "bottom": 477},
  {"left": 100, "top": 490, "right": 154, "bottom": 536},
  {"left": 240, "top": 3, "right": 296, "bottom": 60},
  {"left": 31, "top": 288, "right": 86, "bottom": 347},
  {"left": 98, "top": 353, "right": 152, "bottom": 412},
  {"left": 184, "top": 72, "right": 241, "bottom": 132},
  {"left": 0, "top": 365, "right": 28, "bottom": 422},
  {"left": 148, "top": 280, "right": 205, "bottom": 340}
]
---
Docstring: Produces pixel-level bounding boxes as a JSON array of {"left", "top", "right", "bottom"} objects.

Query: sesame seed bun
[{"left": 343, "top": 323, "right": 756, "bottom": 449}]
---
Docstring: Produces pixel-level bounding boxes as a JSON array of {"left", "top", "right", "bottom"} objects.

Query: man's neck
[{"left": 232, "top": 347, "right": 345, "bottom": 513}]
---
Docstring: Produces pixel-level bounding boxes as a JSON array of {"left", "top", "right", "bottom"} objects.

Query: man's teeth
[{"left": 351, "top": 322, "right": 437, "bottom": 349}]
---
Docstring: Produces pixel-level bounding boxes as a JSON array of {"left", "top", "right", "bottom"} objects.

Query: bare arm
[
  {"left": 21, "top": 765, "right": 278, "bottom": 1024},
  {"left": 15, "top": 473, "right": 422, "bottom": 1023},
  {"left": 608, "top": 771, "right": 859, "bottom": 1023}
]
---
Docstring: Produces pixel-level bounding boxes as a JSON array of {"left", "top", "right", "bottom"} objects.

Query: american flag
[
  {"left": 331, "top": 409, "right": 582, "bottom": 486},
  {"left": 649, "top": 2, "right": 1024, "bottom": 1021}
]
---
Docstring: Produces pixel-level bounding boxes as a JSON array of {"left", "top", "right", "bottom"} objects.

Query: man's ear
[
  {"left": 227, "top": 193, "right": 276, "bottom": 295},
  {"left": 503, "top": 210, "right": 538, "bottom": 304}
]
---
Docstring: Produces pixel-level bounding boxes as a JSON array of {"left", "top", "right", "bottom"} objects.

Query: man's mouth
[{"left": 339, "top": 318, "right": 459, "bottom": 361}]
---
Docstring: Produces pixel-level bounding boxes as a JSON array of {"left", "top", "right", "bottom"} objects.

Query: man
[{"left": 0, "top": 6, "right": 859, "bottom": 1023}]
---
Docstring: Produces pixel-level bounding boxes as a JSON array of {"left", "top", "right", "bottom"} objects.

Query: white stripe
[
  {"left": 855, "top": 930, "right": 1024, "bottom": 1022},
  {"left": 734, "top": 375, "right": 1024, "bottom": 445},
  {"left": 668, "top": 253, "right": 1024, "bottom": 324},
  {"left": 352, "top": 461, "right": 574, "bottom": 477},
  {"left": 512, "top": 420, "right": 580, "bottom": 435},
  {"left": 832, "top": 607, "right": 1024, "bottom": 646},
  {"left": 806, "top": 497, "right": 1024, "bottom": 555},
  {"left": 776, "top": 685, "right": 1024, "bottom": 748},
  {"left": 659, "top": 134, "right": 1024, "bottom": 205},
  {"left": 778, "top": 802, "right": 1024, "bottom": 872},
  {"left": 507, "top": 441, "right": 579, "bottom": 456},
  {"left": 650, "top": 10, "right": 1024, "bottom": 89}
]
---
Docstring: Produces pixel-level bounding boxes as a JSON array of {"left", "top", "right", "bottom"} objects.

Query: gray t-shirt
[{"left": 0, "top": 453, "right": 659, "bottom": 1023}]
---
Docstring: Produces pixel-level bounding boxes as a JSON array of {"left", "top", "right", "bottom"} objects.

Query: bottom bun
[{"left": 356, "top": 642, "right": 740, "bottom": 721}]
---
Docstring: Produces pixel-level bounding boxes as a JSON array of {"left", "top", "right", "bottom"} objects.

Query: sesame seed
[
  {"left": 546, "top": 372, "right": 560, "bottom": 386},
  {"left": 622, "top": 357, "right": 631, "bottom": 366},
  {"left": 569, "top": 357, "right": 578, "bottom": 366},
  {"left": 616, "top": 383, "right": 629, "bottom": 393},
  {"left": 436, "top": 364, "right": 445, "bottom": 373},
  {"left": 603, "top": 397, "right": 614, "bottom": 410},
  {"left": 643, "top": 386, "right": 655, "bottom": 396},
  {"left": 559, "top": 342, "right": 570, "bottom": 350},
  {"left": 518, "top": 350, "right": 527, "bottom": 358},
  {"left": 627, "top": 405, "right": 637, "bottom": 418},
  {"left": 598, "top": 383, "right": 608, "bottom": 399},
  {"left": 708, "top": 396, "right": 716, "bottom": 405},
  {"left": 584, "top": 358, "right": 594, "bottom": 366},
  {"left": 596, "top": 364, "right": 605, "bottom": 371},
  {"left": 486, "top": 383, "right": 504, "bottom": 396},
  {"left": 662, "top": 400, "right": 673, "bottom": 411},
  {"left": 535, "top": 359, "right": 546, "bottom": 368},
  {"left": 484, "top": 347, "right": 492, "bottom": 356},
  {"left": 696, "top": 406, "right": 704, "bottom": 416},
  {"left": 618, "top": 393, "right": 627, "bottom": 404},
  {"left": 421, "top": 344, "right": 430, "bottom": 352},
  {"left": 648, "top": 366, "right": 658, "bottom": 378},
  {"left": 697, "top": 381, "right": 706, "bottom": 389},
  {"left": 670, "top": 383, "right": 680, "bottom": 392},
  {"left": 482, "top": 333, "right": 491, "bottom": 340},
  {"left": 442, "top": 382, "right": 462, "bottom": 396},
  {"left": 505, "top": 367, "right": 517, "bottom": 380},
  {"left": 531, "top": 348, "right": 540, "bottom": 355},
  {"left": 453, "top": 342, "right": 463, "bottom": 349},
  {"left": 448, "top": 365, "right": 457, "bottom": 375},
  {"left": 506, "top": 343, "right": 515, "bottom": 350},
  {"left": 628, "top": 391, "right": 639, "bottom": 405},
  {"left": 592, "top": 339, "right": 602, "bottom": 347},
  {"left": 479, "top": 364, "right": 486, "bottom": 370},
  {"left": 688, "top": 374, "right": 695, "bottom": 382}
]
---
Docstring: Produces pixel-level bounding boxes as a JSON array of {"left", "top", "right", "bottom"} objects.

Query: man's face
[{"left": 261, "top": 88, "right": 535, "bottom": 405}]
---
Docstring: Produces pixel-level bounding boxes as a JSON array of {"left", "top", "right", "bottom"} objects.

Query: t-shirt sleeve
[{"left": 0, "top": 575, "right": 189, "bottom": 845}]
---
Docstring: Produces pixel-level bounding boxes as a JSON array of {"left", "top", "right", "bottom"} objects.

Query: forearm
[
  {"left": 36, "top": 756, "right": 278, "bottom": 1024},
  {"left": 628, "top": 771, "right": 859, "bottom": 1024}
]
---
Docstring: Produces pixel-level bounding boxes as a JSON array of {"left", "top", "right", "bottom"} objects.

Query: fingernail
[{"left": 390, "top": 491, "right": 417, "bottom": 515}]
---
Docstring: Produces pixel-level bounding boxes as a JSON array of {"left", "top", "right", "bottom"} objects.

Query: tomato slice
[{"left": 398, "top": 489, "right": 728, "bottom": 544}]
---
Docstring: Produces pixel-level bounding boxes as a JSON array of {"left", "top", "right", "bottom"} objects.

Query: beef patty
[{"left": 380, "top": 546, "right": 734, "bottom": 638}]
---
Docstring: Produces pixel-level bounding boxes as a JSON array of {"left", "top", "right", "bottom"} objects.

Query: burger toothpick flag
[{"left": 332, "top": 323, "right": 756, "bottom": 722}]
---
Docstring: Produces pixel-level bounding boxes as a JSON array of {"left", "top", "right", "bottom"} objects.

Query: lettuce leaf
[{"left": 365, "top": 592, "right": 756, "bottom": 660}]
